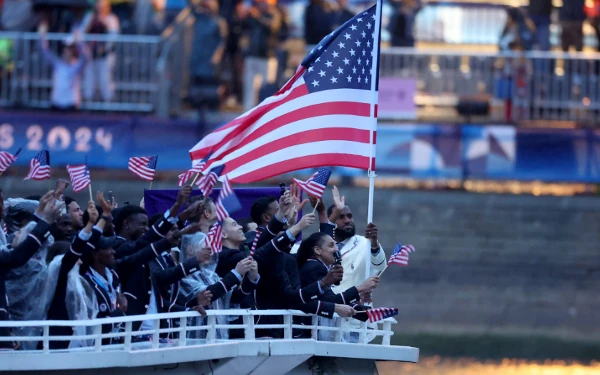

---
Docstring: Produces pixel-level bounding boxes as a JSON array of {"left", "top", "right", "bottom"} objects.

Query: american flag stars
[{"left": 302, "top": 10, "right": 377, "bottom": 94}]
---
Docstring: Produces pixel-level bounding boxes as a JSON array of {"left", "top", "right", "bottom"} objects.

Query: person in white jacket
[{"left": 327, "top": 186, "right": 386, "bottom": 342}]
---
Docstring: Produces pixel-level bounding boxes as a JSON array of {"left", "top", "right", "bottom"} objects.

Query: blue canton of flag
[
  {"left": 391, "top": 242, "right": 403, "bottom": 256},
  {"left": 301, "top": 5, "right": 380, "bottom": 94},
  {"left": 146, "top": 155, "right": 158, "bottom": 169}
]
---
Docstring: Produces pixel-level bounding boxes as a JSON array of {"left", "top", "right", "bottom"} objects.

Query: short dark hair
[
  {"left": 250, "top": 197, "right": 277, "bottom": 225},
  {"left": 114, "top": 205, "right": 147, "bottom": 234},
  {"left": 82, "top": 205, "right": 104, "bottom": 226},
  {"left": 297, "top": 232, "right": 330, "bottom": 269},
  {"left": 64, "top": 196, "right": 76, "bottom": 209},
  {"left": 327, "top": 204, "right": 336, "bottom": 218},
  {"left": 25, "top": 195, "right": 42, "bottom": 201}
]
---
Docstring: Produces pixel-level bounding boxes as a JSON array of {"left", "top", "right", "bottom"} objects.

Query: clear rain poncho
[
  {"left": 5, "top": 221, "right": 54, "bottom": 322},
  {"left": 20, "top": 253, "right": 98, "bottom": 349},
  {"left": 179, "top": 232, "right": 233, "bottom": 340}
]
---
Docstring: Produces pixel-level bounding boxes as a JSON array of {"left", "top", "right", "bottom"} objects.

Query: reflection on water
[{"left": 386, "top": 356, "right": 600, "bottom": 375}]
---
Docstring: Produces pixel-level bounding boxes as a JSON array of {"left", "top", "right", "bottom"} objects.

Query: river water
[{"left": 379, "top": 356, "right": 600, "bottom": 374}]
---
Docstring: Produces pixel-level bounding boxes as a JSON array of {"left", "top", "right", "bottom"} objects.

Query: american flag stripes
[
  {"left": 196, "top": 165, "right": 225, "bottom": 197},
  {"left": 188, "top": 6, "right": 381, "bottom": 183},
  {"left": 215, "top": 177, "right": 242, "bottom": 221},
  {"left": 365, "top": 307, "right": 398, "bottom": 323},
  {"left": 128, "top": 155, "right": 158, "bottom": 181},
  {"left": 387, "top": 242, "right": 415, "bottom": 267},
  {"left": 0, "top": 148, "right": 21, "bottom": 173},
  {"left": 24, "top": 150, "right": 51, "bottom": 181},
  {"left": 206, "top": 222, "right": 223, "bottom": 254},
  {"left": 293, "top": 168, "right": 332, "bottom": 198},
  {"left": 66, "top": 160, "right": 91, "bottom": 193},
  {"left": 178, "top": 152, "right": 212, "bottom": 187},
  {"left": 2, "top": 223, "right": 7, "bottom": 235},
  {"left": 249, "top": 228, "right": 262, "bottom": 258}
]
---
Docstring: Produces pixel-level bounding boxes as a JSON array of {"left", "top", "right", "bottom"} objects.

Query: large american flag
[
  {"left": 128, "top": 155, "right": 158, "bottom": 181},
  {"left": 196, "top": 164, "right": 225, "bottom": 197},
  {"left": 293, "top": 168, "right": 332, "bottom": 198},
  {"left": 189, "top": 6, "right": 381, "bottom": 183},
  {"left": 365, "top": 307, "right": 398, "bottom": 323},
  {"left": 215, "top": 177, "right": 242, "bottom": 221},
  {"left": 66, "top": 160, "right": 91, "bottom": 193},
  {"left": 0, "top": 148, "right": 21, "bottom": 173},
  {"left": 24, "top": 150, "right": 51, "bottom": 181},
  {"left": 178, "top": 152, "right": 212, "bottom": 187},
  {"left": 206, "top": 221, "right": 223, "bottom": 254}
]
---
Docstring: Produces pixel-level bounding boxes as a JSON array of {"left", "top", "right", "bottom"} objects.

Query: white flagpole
[{"left": 367, "top": 0, "right": 383, "bottom": 225}]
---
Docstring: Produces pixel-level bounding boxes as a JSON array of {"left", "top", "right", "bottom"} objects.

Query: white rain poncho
[
  {"left": 5, "top": 221, "right": 54, "bottom": 322},
  {"left": 21, "top": 254, "right": 98, "bottom": 349},
  {"left": 179, "top": 232, "right": 233, "bottom": 340}
]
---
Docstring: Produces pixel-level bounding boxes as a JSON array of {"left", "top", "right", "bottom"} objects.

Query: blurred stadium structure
[{"left": 2, "top": 0, "right": 600, "bottom": 124}]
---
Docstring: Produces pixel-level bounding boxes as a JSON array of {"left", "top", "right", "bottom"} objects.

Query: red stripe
[
  {"left": 229, "top": 153, "right": 370, "bottom": 184},
  {"left": 221, "top": 127, "right": 371, "bottom": 174},
  {"left": 205, "top": 101, "right": 371, "bottom": 170},
  {"left": 189, "top": 84, "right": 310, "bottom": 161}
]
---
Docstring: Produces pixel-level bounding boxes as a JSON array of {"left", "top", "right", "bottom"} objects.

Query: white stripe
[
  {"left": 70, "top": 247, "right": 82, "bottom": 256},
  {"left": 299, "top": 289, "right": 306, "bottom": 304},
  {"left": 189, "top": 78, "right": 306, "bottom": 154},
  {"left": 179, "top": 263, "right": 187, "bottom": 277},
  {"left": 193, "top": 87, "right": 372, "bottom": 164},
  {"left": 224, "top": 140, "right": 372, "bottom": 180},
  {"left": 27, "top": 233, "right": 42, "bottom": 246}
]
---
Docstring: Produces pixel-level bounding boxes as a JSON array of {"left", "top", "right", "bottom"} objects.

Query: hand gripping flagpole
[{"left": 367, "top": 0, "right": 383, "bottom": 225}]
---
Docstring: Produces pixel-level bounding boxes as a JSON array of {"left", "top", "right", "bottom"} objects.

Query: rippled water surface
[{"left": 378, "top": 356, "right": 600, "bottom": 375}]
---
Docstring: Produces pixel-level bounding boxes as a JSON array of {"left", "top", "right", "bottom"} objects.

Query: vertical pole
[{"left": 367, "top": 0, "right": 382, "bottom": 225}]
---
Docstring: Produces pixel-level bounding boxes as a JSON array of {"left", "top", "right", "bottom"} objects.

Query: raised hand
[
  {"left": 40, "top": 196, "right": 62, "bottom": 224},
  {"left": 176, "top": 185, "right": 193, "bottom": 208},
  {"left": 357, "top": 276, "right": 380, "bottom": 294},
  {"left": 365, "top": 223, "right": 379, "bottom": 248},
  {"left": 235, "top": 258, "right": 253, "bottom": 277},
  {"left": 248, "top": 259, "right": 259, "bottom": 281},
  {"left": 87, "top": 201, "right": 99, "bottom": 224},
  {"left": 96, "top": 191, "right": 113, "bottom": 216},
  {"left": 290, "top": 183, "right": 309, "bottom": 211},
  {"left": 54, "top": 179, "right": 69, "bottom": 199},
  {"left": 332, "top": 185, "right": 345, "bottom": 211},
  {"left": 36, "top": 191, "right": 57, "bottom": 223},
  {"left": 321, "top": 264, "right": 343, "bottom": 287},
  {"left": 180, "top": 200, "right": 205, "bottom": 222}
]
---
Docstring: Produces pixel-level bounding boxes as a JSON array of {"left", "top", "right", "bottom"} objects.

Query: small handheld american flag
[
  {"left": 66, "top": 158, "right": 91, "bottom": 193},
  {"left": 24, "top": 150, "right": 51, "bottom": 181},
  {"left": 365, "top": 307, "right": 398, "bottom": 323},
  {"left": 206, "top": 221, "right": 223, "bottom": 254},
  {"left": 196, "top": 164, "right": 225, "bottom": 197},
  {"left": 128, "top": 155, "right": 158, "bottom": 181},
  {"left": 215, "top": 177, "right": 242, "bottom": 221},
  {"left": 387, "top": 242, "right": 415, "bottom": 267},
  {"left": 292, "top": 168, "right": 332, "bottom": 199},
  {"left": 0, "top": 148, "right": 21, "bottom": 173},
  {"left": 178, "top": 152, "right": 212, "bottom": 187}
]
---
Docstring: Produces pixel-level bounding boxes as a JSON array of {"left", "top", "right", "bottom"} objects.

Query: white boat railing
[{"left": 0, "top": 309, "right": 397, "bottom": 354}]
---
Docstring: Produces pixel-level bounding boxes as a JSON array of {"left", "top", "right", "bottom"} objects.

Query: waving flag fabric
[
  {"left": 128, "top": 155, "right": 158, "bottom": 181},
  {"left": 66, "top": 160, "right": 91, "bottom": 193},
  {"left": 178, "top": 152, "right": 212, "bottom": 187},
  {"left": 196, "top": 165, "right": 225, "bottom": 197},
  {"left": 0, "top": 148, "right": 21, "bottom": 172},
  {"left": 206, "top": 222, "right": 223, "bottom": 254},
  {"left": 24, "top": 150, "right": 51, "bottom": 181},
  {"left": 189, "top": 6, "right": 381, "bottom": 183},
  {"left": 215, "top": 177, "right": 242, "bottom": 221},
  {"left": 366, "top": 307, "right": 398, "bottom": 323},
  {"left": 387, "top": 242, "right": 415, "bottom": 266},
  {"left": 293, "top": 168, "right": 332, "bottom": 198}
]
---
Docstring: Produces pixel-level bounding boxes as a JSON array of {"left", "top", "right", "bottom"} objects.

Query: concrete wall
[{"left": 4, "top": 178, "right": 599, "bottom": 340}]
